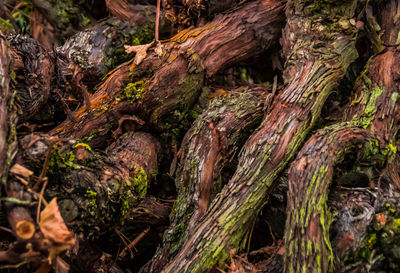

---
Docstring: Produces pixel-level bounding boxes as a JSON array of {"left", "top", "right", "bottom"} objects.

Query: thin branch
[
  {"left": 155, "top": 0, "right": 161, "bottom": 41},
  {"left": 118, "top": 226, "right": 150, "bottom": 259},
  {"left": 32, "top": 143, "right": 53, "bottom": 192},
  {"left": 36, "top": 178, "right": 48, "bottom": 223}
]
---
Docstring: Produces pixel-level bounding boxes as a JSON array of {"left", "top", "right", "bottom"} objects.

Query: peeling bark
[
  {"left": 144, "top": 85, "right": 272, "bottom": 271},
  {"left": 2, "top": 0, "right": 400, "bottom": 272},
  {"left": 51, "top": 0, "right": 286, "bottom": 148},
  {"left": 144, "top": 0, "right": 360, "bottom": 272},
  {"left": 284, "top": 1, "right": 400, "bottom": 272},
  {"left": 284, "top": 126, "right": 371, "bottom": 273}
]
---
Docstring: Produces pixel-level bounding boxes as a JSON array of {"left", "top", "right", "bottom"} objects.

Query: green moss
[
  {"left": 170, "top": 221, "right": 189, "bottom": 253},
  {"left": 0, "top": 18, "right": 14, "bottom": 33},
  {"left": 130, "top": 19, "right": 155, "bottom": 46},
  {"left": 308, "top": 0, "right": 357, "bottom": 18},
  {"left": 49, "top": 147, "right": 81, "bottom": 173},
  {"left": 107, "top": 46, "right": 132, "bottom": 69},
  {"left": 84, "top": 189, "right": 98, "bottom": 217},
  {"left": 81, "top": 14, "right": 91, "bottom": 27},
  {"left": 177, "top": 73, "right": 204, "bottom": 109},
  {"left": 74, "top": 142, "right": 92, "bottom": 151},
  {"left": 362, "top": 86, "right": 385, "bottom": 127},
  {"left": 81, "top": 133, "right": 98, "bottom": 143},
  {"left": 122, "top": 80, "right": 146, "bottom": 103},
  {"left": 120, "top": 166, "right": 148, "bottom": 218}
]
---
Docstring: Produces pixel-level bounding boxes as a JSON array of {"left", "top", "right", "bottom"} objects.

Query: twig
[
  {"left": 0, "top": 258, "right": 35, "bottom": 269},
  {"left": 155, "top": 0, "right": 161, "bottom": 41},
  {"left": 32, "top": 143, "right": 53, "bottom": 192},
  {"left": 115, "top": 228, "right": 131, "bottom": 248},
  {"left": 115, "top": 228, "right": 133, "bottom": 260},
  {"left": 118, "top": 227, "right": 150, "bottom": 259},
  {"left": 0, "top": 197, "right": 32, "bottom": 205},
  {"left": 36, "top": 179, "right": 48, "bottom": 223},
  {"left": 0, "top": 226, "right": 13, "bottom": 233}
]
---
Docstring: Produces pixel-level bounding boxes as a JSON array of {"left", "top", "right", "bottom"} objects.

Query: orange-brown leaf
[{"left": 39, "top": 198, "right": 75, "bottom": 249}]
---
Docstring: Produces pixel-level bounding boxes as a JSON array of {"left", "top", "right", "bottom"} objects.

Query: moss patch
[{"left": 121, "top": 80, "right": 146, "bottom": 103}]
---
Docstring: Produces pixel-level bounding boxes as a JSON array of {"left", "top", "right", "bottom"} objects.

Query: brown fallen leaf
[
  {"left": 39, "top": 198, "right": 75, "bottom": 263},
  {"left": 10, "top": 163, "right": 34, "bottom": 178},
  {"left": 124, "top": 42, "right": 154, "bottom": 65},
  {"left": 154, "top": 41, "right": 163, "bottom": 57}
]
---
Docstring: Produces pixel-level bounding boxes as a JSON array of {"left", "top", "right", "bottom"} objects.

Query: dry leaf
[
  {"left": 10, "top": 163, "right": 33, "bottom": 178},
  {"left": 124, "top": 42, "right": 153, "bottom": 65},
  {"left": 154, "top": 42, "right": 163, "bottom": 57},
  {"left": 39, "top": 198, "right": 75, "bottom": 262}
]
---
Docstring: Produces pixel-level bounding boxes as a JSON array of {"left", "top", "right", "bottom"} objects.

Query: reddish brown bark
[
  {"left": 3, "top": 0, "right": 400, "bottom": 272},
  {"left": 0, "top": 37, "right": 11, "bottom": 186},
  {"left": 50, "top": 0, "right": 286, "bottom": 148},
  {"left": 284, "top": 126, "right": 371, "bottom": 273},
  {"left": 284, "top": 1, "right": 400, "bottom": 272},
  {"left": 144, "top": 85, "right": 272, "bottom": 271},
  {"left": 143, "top": 0, "right": 360, "bottom": 272}
]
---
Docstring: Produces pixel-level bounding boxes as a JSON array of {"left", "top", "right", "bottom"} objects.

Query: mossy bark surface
[
  {"left": 50, "top": 0, "right": 286, "bottom": 149},
  {"left": 144, "top": 85, "right": 272, "bottom": 271},
  {"left": 18, "top": 132, "right": 159, "bottom": 237},
  {"left": 143, "top": 0, "right": 361, "bottom": 272},
  {"left": 284, "top": 1, "right": 400, "bottom": 272}
]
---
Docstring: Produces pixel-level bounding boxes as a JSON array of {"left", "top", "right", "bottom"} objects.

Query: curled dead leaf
[
  {"left": 39, "top": 198, "right": 75, "bottom": 262},
  {"left": 124, "top": 42, "right": 153, "bottom": 65}
]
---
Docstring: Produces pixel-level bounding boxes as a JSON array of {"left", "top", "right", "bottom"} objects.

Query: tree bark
[
  {"left": 0, "top": 36, "right": 11, "bottom": 186},
  {"left": 17, "top": 131, "right": 159, "bottom": 236},
  {"left": 144, "top": 0, "right": 360, "bottom": 272},
  {"left": 2, "top": 0, "right": 400, "bottom": 272},
  {"left": 50, "top": 0, "right": 286, "bottom": 148},
  {"left": 144, "top": 85, "right": 272, "bottom": 271},
  {"left": 284, "top": 1, "right": 400, "bottom": 272}
]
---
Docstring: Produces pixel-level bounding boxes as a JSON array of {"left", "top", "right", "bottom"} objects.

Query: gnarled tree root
[
  {"left": 284, "top": 0, "right": 400, "bottom": 271},
  {"left": 142, "top": 1, "right": 360, "bottom": 272}
]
